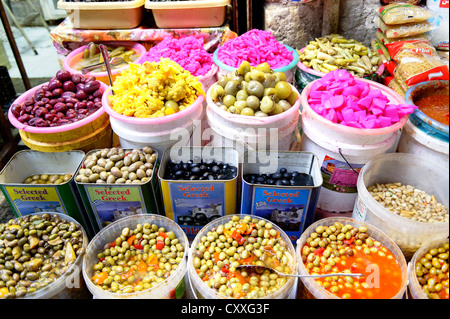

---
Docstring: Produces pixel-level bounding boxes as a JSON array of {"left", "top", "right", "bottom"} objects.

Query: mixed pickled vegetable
[
  {"left": 90, "top": 223, "right": 185, "bottom": 294},
  {"left": 193, "top": 215, "right": 294, "bottom": 299}
]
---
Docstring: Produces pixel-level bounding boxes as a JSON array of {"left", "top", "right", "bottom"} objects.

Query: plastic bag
[
  {"left": 428, "top": 11, "right": 449, "bottom": 50},
  {"left": 379, "top": 3, "right": 433, "bottom": 25},
  {"left": 378, "top": 19, "right": 435, "bottom": 38},
  {"left": 376, "top": 29, "right": 429, "bottom": 45},
  {"left": 386, "top": 39, "right": 449, "bottom": 88}
]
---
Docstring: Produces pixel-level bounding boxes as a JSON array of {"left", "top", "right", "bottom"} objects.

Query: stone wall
[{"left": 264, "top": 0, "right": 381, "bottom": 48}]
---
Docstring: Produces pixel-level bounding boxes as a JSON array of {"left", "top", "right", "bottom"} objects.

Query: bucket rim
[
  {"left": 404, "top": 80, "right": 449, "bottom": 135},
  {"left": 102, "top": 87, "right": 205, "bottom": 125},
  {"left": 206, "top": 82, "right": 301, "bottom": 125},
  {"left": 8, "top": 81, "right": 109, "bottom": 134},
  {"left": 62, "top": 41, "right": 147, "bottom": 79},
  {"left": 300, "top": 79, "right": 408, "bottom": 136},
  {"left": 213, "top": 44, "right": 299, "bottom": 73}
]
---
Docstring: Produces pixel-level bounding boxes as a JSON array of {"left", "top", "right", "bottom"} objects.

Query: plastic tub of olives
[
  {"left": 82, "top": 214, "right": 189, "bottom": 299},
  {"left": 0, "top": 212, "right": 88, "bottom": 299},
  {"left": 187, "top": 214, "right": 298, "bottom": 299}
]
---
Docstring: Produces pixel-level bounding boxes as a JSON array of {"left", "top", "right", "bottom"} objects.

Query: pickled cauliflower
[{"left": 109, "top": 59, "right": 205, "bottom": 118}]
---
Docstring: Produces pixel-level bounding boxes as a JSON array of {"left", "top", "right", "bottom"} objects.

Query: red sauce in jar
[{"left": 414, "top": 95, "right": 449, "bottom": 126}]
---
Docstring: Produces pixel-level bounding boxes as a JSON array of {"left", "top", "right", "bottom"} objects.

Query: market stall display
[
  {"left": 353, "top": 153, "right": 449, "bottom": 259},
  {"left": 0, "top": 213, "right": 88, "bottom": 299},
  {"left": 158, "top": 147, "right": 239, "bottom": 239},
  {"left": 187, "top": 214, "right": 297, "bottom": 299},
  {"left": 74, "top": 147, "right": 162, "bottom": 233},
  {"left": 408, "top": 238, "right": 449, "bottom": 299},
  {"left": 82, "top": 214, "right": 188, "bottom": 298},
  {"left": 63, "top": 42, "right": 146, "bottom": 86},
  {"left": 296, "top": 217, "right": 408, "bottom": 299}
]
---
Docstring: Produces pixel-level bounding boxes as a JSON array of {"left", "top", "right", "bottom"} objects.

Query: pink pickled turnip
[
  {"left": 217, "top": 29, "right": 293, "bottom": 69},
  {"left": 307, "top": 69, "right": 417, "bottom": 129}
]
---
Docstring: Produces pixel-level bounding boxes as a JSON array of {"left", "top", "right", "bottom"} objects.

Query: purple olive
[
  {"left": 61, "top": 91, "right": 76, "bottom": 99},
  {"left": 44, "top": 113, "right": 55, "bottom": 122},
  {"left": 56, "top": 70, "right": 72, "bottom": 82},
  {"left": 35, "top": 107, "right": 49, "bottom": 118},
  {"left": 10, "top": 104, "right": 22, "bottom": 118},
  {"left": 84, "top": 80, "right": 100, "bottom": 94},
  {"left": 17, "top": 114, "right": 31, "bottom": 123},
  {"left": 35, "top": 118, "right": 49, "bottom": 127},
  {"left": 75, "top": 90, "right": 88, "bottom": 101},
  {"left": 54, "top": 102, "right": 67, "bottom": 113},
  {"left": 76, "top": 83, "right": 85, "bottom": 92},
  {"left": 52, "top": 88, "right": 63, "bottom": 97},
  {"left": 71, "top": 74, "right": 83, "bottom": 84},
  {"left": 24, "top": 97, "right": 35, "bottom": 106},
  {"left": 48, "top": 79, "right": 63, "bottom": 91},
  {"left": 75, "top": 101, "right": 87, "bottom": 109},
  {"left": 93, "top": 88, "right": 104, "bottom": 98},
  {"left": 63, "top": 81, "right": 76, "bottom": 92}
]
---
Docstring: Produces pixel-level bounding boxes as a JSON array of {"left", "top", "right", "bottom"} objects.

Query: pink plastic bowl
[
  {"left": 63, "top": 42, "right": 146, "bottom": 82},
  {"left": 8, "top": 81, "right": 109, "bottom": 134}
]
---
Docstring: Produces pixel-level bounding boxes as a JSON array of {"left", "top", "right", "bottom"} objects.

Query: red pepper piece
[
  {"left": 155, "top": 240, "right": 165, "bottom": 250},
  {"left": 314, "top": 247, "right": 325, "bottom": 256}
]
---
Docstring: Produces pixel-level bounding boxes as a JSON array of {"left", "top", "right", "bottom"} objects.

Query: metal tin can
[
  {"left": 74, "top": 148, "right": 162, "bottom": 234},
  {"left": 0, "top": 150, "right": 92, "bottom": 235},
  {"left": 240, "top": 151, "right": 323, "bottom": 243},
  {"left": 158, "top": 146, "right": 239, "bottom": 239}
]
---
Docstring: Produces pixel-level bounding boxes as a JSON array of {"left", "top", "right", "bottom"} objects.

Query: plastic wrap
[
  {"left": 386, "top": 39, "right": 449, "bottom": 90},
  {"left": 379, "top": 3, "right": 433, "bottom": 25},
  {"left": 378, "top": 19, "right": 435, "bottom": 39}
]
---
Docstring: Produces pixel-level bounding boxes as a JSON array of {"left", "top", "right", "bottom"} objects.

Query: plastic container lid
[
  {"left": 58, "top": 0, "right": 145, "bottom": 10},
  {"left": 296, "top": 217, "right": 408, "bottom": 299},
  {"left": 187, "top": 214, "right": 297, "bottom": 299},
  {"left": 145, "top": 0, "right": 230, "bottom": 9},
  {"left": 408, "top": 238, "right": 449, "bottom": 299},
  {"left": 213, "top": 45, "right": 299, "bottom": 74},
  {"left": 8, "top": 81, "right": 108, "bottom": 134},
  {"left": 82, "top": 214, "right": 189, "bottom": 299},
  {"left": 353, "top": 153, "right": 449, "bottom": 259}
]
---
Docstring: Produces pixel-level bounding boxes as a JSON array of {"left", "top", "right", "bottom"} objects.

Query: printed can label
[{"left": 321, "top": 155, "right": 363, "bottom": 194}]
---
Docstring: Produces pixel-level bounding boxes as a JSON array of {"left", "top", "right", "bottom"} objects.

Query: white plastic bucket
[
  {"left": 187, "top": 214, "right": 297, "bottom": 299},
  {"left": 397, "top": 119, "right": 449, "bottom": 166},
  {"left": 407, "top": 238, "right": 449, "bottom": 299},
  {"left": 205, "top": 83, "right": 301, "bottom": 157},
  {"left": 352, "top": 153, "right": 449, "bottom": 259},
  {"left": 102, "top": 88, "right": 204, "bottom": 157},
  {"left": 300, "top": 79, "right": 408, "bottom": 213},
  {"left": 295, "top": 217, "right": 408, "bottom": 299},
  {"left": 82, "top": 214, "right": 189, "bottom": 299}
]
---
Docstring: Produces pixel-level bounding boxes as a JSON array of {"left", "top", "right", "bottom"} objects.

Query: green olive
[
  {"left": 287, "top": 91, "right": 299, "bottom": 105},
  {"left": 237, "top": 61, "right": 251, "bottom": 75},
  {"left": 274, "top": 81, "right": 292, "bottom": 100},
  {"left": 234, "top": 101, "right": 248, "bottom": 112},
  {"left": 218, "top": 76, "right": 230, "bottom": 88},
  {"left": 240, "top": 108, "right": 255, "bottom": 116},
  {"left": 236, "top": 90, "right": 249, "bottom": 101},
  {"left": 165, "top": 100, "right": 179, "bottom": 113},
  {"left": 254, "top": 111, "right": 269, "bottom": 117},
  {"left": 274, "top": 71, "right": 287, "bottom": 82},
  {"left": 210, "top": 84, "right": 225, "bottom": 101},
  {"left": 260, "top": 96, "right": 275, "bottom": 114},
  {"left": 246, "top": 96, "right": 260, "bottom": 110},
  {"left": 256, "top": 62, "right": 272, "bottom": 73},
  {"left": 223, "top": 95, "right": 237, "bottom": 107},
  {"left": 270, "top": 103, "right": 284, "bottom": 116},
  {"left": 278, "top": 100, "right": 292, "bottom": 112},
  {"left": 250, "top": 69, "right": 266, "bottom": 82},
  {"left": 262, "top": 74, "right": 277, "bottom": 88},
  {"left": 247, "top": 81, "right": 265, "bottom": 99},
  {"left": 227, "top": 106, "right": 240, "bottom": 114},
  {"left": 224, "top": 80, "right": 240, "bottom": 96}
]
